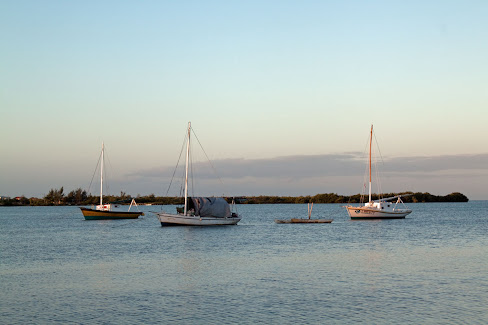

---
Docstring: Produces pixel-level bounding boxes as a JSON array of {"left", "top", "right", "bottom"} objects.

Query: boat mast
[
  {"left": 100, "top": 142, "right": 104, "bottom": 206},
  {"left": 369, "top": 125, "right": 372, "bottom": 203},
  {"left": 184, "top": 122, "right": 191, "bottom": 216}
]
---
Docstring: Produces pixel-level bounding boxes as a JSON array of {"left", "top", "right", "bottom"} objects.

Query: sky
[{"left": 1, "top": 0, "right": 487, "bottom": 200}]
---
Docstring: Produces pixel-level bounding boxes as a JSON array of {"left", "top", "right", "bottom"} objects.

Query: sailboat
[
  {"left": 155, "top": 122, "right": 241, "bottom": 226},
  {"left": 80, "top": 143, "right": 144, "bottom": 220},
  {"left": 345, "top": 125, "right": 412, "bottom": 220}
]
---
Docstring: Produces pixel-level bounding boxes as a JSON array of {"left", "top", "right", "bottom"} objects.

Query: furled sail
[{"left": 190, "top": 197, "right": 231, "bottom": 218}]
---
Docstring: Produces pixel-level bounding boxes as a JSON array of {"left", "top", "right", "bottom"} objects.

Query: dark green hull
[{"left": 80, "top": 207, "right": 143, "bottom": 220}]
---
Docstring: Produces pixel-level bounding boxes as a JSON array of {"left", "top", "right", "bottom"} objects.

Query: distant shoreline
[{"left": 0, "top": 191, "right": 469, "bottom": 206}]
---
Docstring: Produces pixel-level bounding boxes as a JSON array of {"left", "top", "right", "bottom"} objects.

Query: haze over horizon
[{"left": 1, "top": 1, "right": 487, "bottom": 200}]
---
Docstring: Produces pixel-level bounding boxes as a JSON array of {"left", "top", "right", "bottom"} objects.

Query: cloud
[
  {"left": 4, "top": 152, "right": 486, "bottom": 199},
  {"left": 383, "top": 153, "right": 488, "bottom": 174},
  {"left": 121, "top": 153, "right": 488, "bottom": 199},
  {"left": 130, "top": 153, "right": 488, "bottom": 180},
  {"left": 129, "top": 153, "right": 366, "bottom": 179}
]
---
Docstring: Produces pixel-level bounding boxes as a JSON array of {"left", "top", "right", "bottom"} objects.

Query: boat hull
[
  {"left": 80, "top": 207, "right": 144, "bottom": 220},
  {"left": 346, "top": 206, "right": 411, "bottom": 219},
  {"left": 157, "top": 213, "right": 240, "bottom": 226}
]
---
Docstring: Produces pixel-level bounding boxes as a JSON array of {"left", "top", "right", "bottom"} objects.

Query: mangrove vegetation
[{"left": 0, "top": 187, "right": 469, "bottom": 206}]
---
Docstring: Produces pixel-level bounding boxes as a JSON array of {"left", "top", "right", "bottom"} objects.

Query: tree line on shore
[
  {"left": 239, "top": 192, "right": 469, "bottom": 204},
  {"left": 0, "top": 187, "right": 469, "bottom": 206}
]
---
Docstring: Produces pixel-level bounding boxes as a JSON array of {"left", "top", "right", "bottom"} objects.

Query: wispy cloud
[
  {"left": 383, "top": 154, "right": 488, "bottom": 174},
  {"left": 4, "top": 153, "right": 486, "bottom": 199},
  {"left": 130, "top": 153, "right": 488, "bottom": 179},
  {"left": 122, "top": 153, "right": 488, "bottom": 199},
  {"left": 118, "top": 152, "right": 488, "bottom": 199}
]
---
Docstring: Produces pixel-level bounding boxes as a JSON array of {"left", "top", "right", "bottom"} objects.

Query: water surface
[{"left": 1, "top": 202, "right": 487, "bottom": 324}]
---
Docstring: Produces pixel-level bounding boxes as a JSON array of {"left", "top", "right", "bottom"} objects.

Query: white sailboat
[
  {"left": 155, "top": 122, "right": 241, "bottom": 226},
  {"left": 345, "top": 125, "right": 412, "bottom": 219}
]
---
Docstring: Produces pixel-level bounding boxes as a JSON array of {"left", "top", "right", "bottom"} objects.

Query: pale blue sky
[{"left": 1, "top": 0, "right": 487, "bottom": 199}]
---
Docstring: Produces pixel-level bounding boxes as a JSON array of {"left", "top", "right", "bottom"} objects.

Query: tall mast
[
  {"left": 184, "top": 122, "right": 191, "bottom": 216},
  {"left": 100, "top": 142, "right": 104, "bottom": 206},
  {"left": 369, "top": 125, "right": 373, "bottom": 203}
]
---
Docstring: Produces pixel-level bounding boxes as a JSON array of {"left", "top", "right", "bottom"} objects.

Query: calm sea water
[{"left": 1, "top": 202, "right": 487, "bottom": 324}]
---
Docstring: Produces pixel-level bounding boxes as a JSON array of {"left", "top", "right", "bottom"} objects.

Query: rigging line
[
  {"left": 361, "top": 159, "right": 369, "bottom": 203},
  {"left": 358, "top": 132, "right": 370, "bottom": 204},
  {"left": 373, "top": 152, "right": 382, "bottom": 199},
  {"left": 191, "top": 128, "right": 226, "bottom": 189},
  {"left": 362, "top": 159, "right": 369, "bottom": 203},
  {"left": 179, "top": 143, "right": 187, "bottom": 198},
  {"left": 178, "top": 152, "right": 186, "bottom": 198},
  {"left": 373, "top": 130, "right": 385, "bottom": 198},
  {"left": 179, "top": 175, "right": 184, "bottom": 198},
  {"left": 87, "top": 150, "right": 103, "bottom": 196},
  {"left": 373, "top": 130, "right": 385, "bottom": 165},
  {"left": 190, "top": 143, "right": 194, "bottom": 198},
  {"left": 149, "top": 210, "right": 162, "bottom": 223},
  {"left": 165, "top": 131, "right": 188, "bottom": 197},
  {"left": 111, "top": 217, "right": 145, "bottom": 228},
  {"left": 347, "top": 135, "right": 368, "bottom": 205},
  {"left": 104, "top": 144, "right": 113, "bottom": 196}
]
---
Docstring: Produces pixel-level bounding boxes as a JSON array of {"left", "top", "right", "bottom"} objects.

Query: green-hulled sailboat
[{"left": 80, "top": 143, "right": 143, "bottom": 220}]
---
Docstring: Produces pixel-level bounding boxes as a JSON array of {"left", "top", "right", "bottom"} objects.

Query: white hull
[
  {"left": 346, "top": 206, "right": 411, "bottom": 219},
  {"left": 157, "top": 213, "right": 241, "bottom": 226},
  {"left": 345, "top": 125, "right": 412, "bottom": 220}
]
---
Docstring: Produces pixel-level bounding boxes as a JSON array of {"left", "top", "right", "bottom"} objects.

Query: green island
[{"left": 0, "top": 187, "right": 469, "bottom": 206}]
